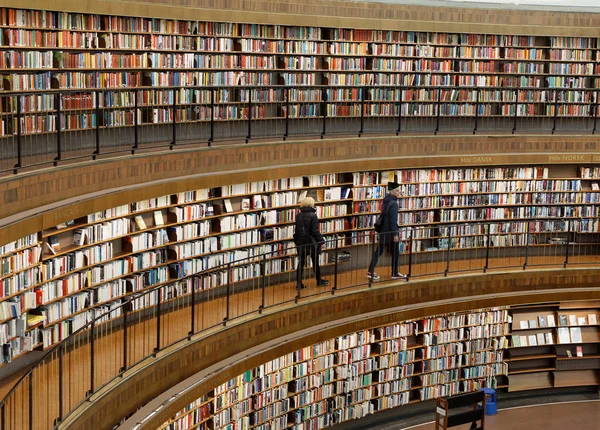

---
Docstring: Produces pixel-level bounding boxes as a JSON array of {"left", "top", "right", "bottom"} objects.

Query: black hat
[{"left": 387, "top": 182, "right": 400, "bottom": 191}]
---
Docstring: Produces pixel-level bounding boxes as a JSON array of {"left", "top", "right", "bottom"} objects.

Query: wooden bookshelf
[
  {"left": 0, "top": 7, "right": 600, "bottom": 138},
  {"left": 1, "top": 164, "right": 600, "bottom": 364}
]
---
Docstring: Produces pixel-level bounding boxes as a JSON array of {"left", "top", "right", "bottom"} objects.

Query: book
[
  {"left": 519, "top": 320, "right": 529, "bottom": 329},
  {"left": 134, "top": 215, "right": 147, "bottom": 230},
  {"left": 520, "top": 335, "right": 528, "bottom": 346},
  {"left": 528, "top": 319, "right": 537, "bottom": 329},
  {"left": 43, "top": 242, "right": 57, "bottom": 256},
  {"left": 566, "top": 349, "right": 572, "bottom": 358},
  {"left": 536, "top": 333, "right": 545, "bottom": 345},
  {"left": 512, "top": 335, "right": 521, "bottom": 347},
  {"left": 577, "top": 316, "right": 586, "bottom": 326},
  {"left": 537, "top": 315, "right": 547, "bottom": 328},
  {"left": 545, "top": 332, "right": 553, "bottom": 344},
  {"left": 252, "top": 195, "right": 262, "bottom": 209},
  {"left": 528, "top": 335, "right": 537, "bottom": 346},
  {"left": 576, "top": 346, "right": 583, "bottom": 357},
  {"left": 241, "top": 198, "right": 251, "bottom": 211},
  {"left": 570, "top": 327, "right": 582, "bottom": 343},
  {"left": 558, "top": 315, "right": 568, "bottom": 326},
  {"left": 568, "top": 315, "right": 577, "bottom": 326},
  {"left": 49, "top": 235, "right": 60, "bottom": 251},
  {"left": 224, "top": 199, "right": 233, "bottom": 213},
  {"left": 153, "top": 211, "right": 164, "bottom": 226},
  {"left": 298, "top": 190, "right": 308, "bottom": 203},
  {"left": 592, "top": 183, "right": 599, "bottom": 191},
  {"left": 73, "top": 229, "right": 86, "bottom": 246},
  {"left": 557, "top": 327, "right": 571, "bottom": 344},
  {"left": 547, "top": 315, "right": 556, "bottom": 327},
  {"left": 588, "top": 314, "right": 597, "bottom": 325}
]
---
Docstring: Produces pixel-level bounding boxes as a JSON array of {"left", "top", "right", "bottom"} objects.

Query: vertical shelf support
[
  {"left": 121, "top": 305, "right": 128, "bottom": 373},
  {"left": 224, "top": 263, "right": 231, "bottom": 325},
  {"left": 88, "top": 320, "right": 95, "bottom": 395},
  {"left": 189, "top": 278, "right": 196, "bottom": 337},
  {"left": 57, "top": 343, "right": 64, "bottom": 425}
]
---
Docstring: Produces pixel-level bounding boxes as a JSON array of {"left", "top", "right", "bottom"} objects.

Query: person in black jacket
[
  {"left": 295, "top": 197, "right": 329, "bottom": 288},
  {"left": 367, "top": 182, "right": 406, "bottom": 281}
]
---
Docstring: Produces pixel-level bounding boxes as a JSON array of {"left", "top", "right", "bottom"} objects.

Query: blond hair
[{"left": 300, "top": 197, "right": 315, "bottom": 208}]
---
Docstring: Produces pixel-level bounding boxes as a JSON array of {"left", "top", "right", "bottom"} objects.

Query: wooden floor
[
  {"left": 410, "top": 400, "right": 600, "bottom": 430},
  {"left": 0, "top": 254, "right": 598, "bottom": 429}
]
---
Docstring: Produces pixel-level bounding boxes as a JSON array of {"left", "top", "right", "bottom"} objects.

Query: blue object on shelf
[{"left": 482, "top": 387, "right": 497, "bottom": 415}]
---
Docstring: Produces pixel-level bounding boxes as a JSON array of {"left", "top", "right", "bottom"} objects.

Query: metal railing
[
  {"left": 0, "top": 84, "right": 598, "bottom": 175},
  {"left": 0, "top": 218, "right": 599, "bottom": 430}
]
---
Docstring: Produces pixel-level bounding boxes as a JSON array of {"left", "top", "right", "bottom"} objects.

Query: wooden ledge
[
  {"left": 1, "top": 135, "right": 600, "bottom": 246},
  {"left": 59, "top": 267, "right": 600, "bottom": 430}
]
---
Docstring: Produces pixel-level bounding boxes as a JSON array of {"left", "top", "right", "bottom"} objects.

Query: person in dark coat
[
  {"left": 295, "top": 197, "right": 329, "bottom": 288},
  {"left": 367, "top": 182, "right": 406, "bottom": 281}
]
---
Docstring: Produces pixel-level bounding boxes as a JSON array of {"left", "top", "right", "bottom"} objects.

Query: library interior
[{"left": 0, "top": 0, "right": 599, "bottom": 429}]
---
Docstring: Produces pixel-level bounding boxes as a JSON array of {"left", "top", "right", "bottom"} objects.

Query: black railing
[
  {"left": 0, "top": 219, "right": 599, "bottom": 429},
  {"left": 0, "top": 84, "right": 598, "bottom": 175}
]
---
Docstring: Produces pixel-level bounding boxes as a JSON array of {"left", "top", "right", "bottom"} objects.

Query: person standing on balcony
[
  {"left": 295, "top": 197, "right": 329, "bottom": 288},
  {"left": 367, "top": 182, "right": 406, "bottom": 281}
]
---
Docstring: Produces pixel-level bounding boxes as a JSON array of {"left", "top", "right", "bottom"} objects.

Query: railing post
[
  {"left": 321, "top": 87, "right": 327, "bottom": 139},
  {"left": 54, "top": 93, "right": 62, "bottom": 166},
  {"left": 593, "top": 89, "right": 599, "bottom": 135},
  {"left": 283, "top": 87, "right": 289, "bottom": 141},
  {"left": 296, "top": 245, "right": 303, "bottom": 299},
  {"left": 224, "top": 263, "right": 231, "bottom": 325},
  {"left": 132, "top": 90, "right": 139, "bottom": 154},
  {"left": 56, "top": 343, "right": 64, "bottom": 425},
  {"left": 407, "top": 230, "right": 413, "bottom": 279},
  {"left": 88, "top": 320, "right": 95, "bottom": 395},
  {"left": 473, "top": 88, "right": 480, "bottom": 135},
  {"left": 552, "top": 89, "right": 558, "bottom": 134},
  {"left": 14, "top": 95, "right": 22, "bottom": 174},
  {"left": 523, "top": 220, "right": 531, "bottom": 270},
  {"left": 512, "top": 87, "right": 518, "bottom": 134},
  {"left": 121, "top": 305, "right": 128, "bottom": 373},
  {"left": 434, "top": 87, "right": 441, "bottom": 135},
  {"left": 358, "top": 86, "right": 365, "bottom": 137},
  {"left": 154, "top": 289, "right": 161, "bottom": 354},
  {"left": 444, "top": 232, "right": 451, "bottom": 276},
  {"left": 259, "top": 254, "right": 266, "bottom": 312},
  {"left": 189, "top": 278, "right": 196, "bottom": 337},
  {"left": 484, "top": 223, "right": 491, "bottom": 273},
  {"left": 170, "top": 89, "right": 177, "bottom": 149},
  {"left": 245, "top": 91, "right": 252, "bottom": 143},
  {"left": 332, "top": 238, "right": 339, "bottom": 295},
  {"left": 93, "top": 91, "right": 101, "bottom": 160},
  {"left": 564, "top": 219, "right": 572, "bottom": 268},
  {"left": 395, "top": 84, "right": 402, "bottom": 136},
  {"left": 208, "top": 88, "right": 214, "bottom": 147},
  {"left": 2, "top": 403, "right": 5, "bottom": 430},
  {"left": 29, "top": 373, "right": 33, "bottom": 430}
]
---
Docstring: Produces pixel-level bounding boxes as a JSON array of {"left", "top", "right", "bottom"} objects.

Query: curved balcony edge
[
  {"left": 58, "top": 267, "right": 600, "bottom": 430},
  {"left": 1, "top": 134, "right": 599, "bottom": 245}
]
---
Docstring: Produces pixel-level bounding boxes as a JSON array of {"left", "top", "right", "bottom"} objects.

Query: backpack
[
  {"left": 293, "top": 212, "right": 307, "bottom": 245},
  {"left": 373, "top": 200, "right": 390, "bottom": 233}
]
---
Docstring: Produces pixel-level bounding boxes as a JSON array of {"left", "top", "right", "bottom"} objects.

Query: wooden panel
[
  {"left": 59, "top": 268, "right": 600, "bottom": 430},
  {"left": 508, "top": 371, "right": 553, "bottom": 392},
  {"left": 3, "top": 0, "right": 600, "bottom": 36},
  {"left": 2, "top": 136, "right": 600, "bottom": 245},
  {"left": 554, "top": 369, "right": 600, "bottom": 387}
]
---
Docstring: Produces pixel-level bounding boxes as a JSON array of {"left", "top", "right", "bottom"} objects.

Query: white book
[
  {"left": 588, "top": 314, "right": 597, "bottom": 325},
  {"left": 519, "top": 320, "right": 528, "bottom": 329},
  {"left": 557, "top": 327, "right": 571, "bottom": 344},
  {"left": 547, "top": 315, "right": 556, "bottom": 327},
  {"left": 224, "top": 199, "right": 233, "bottom": 213},
  {"left": 153, "top": 211, "right": 164, "bottom": 226},
  {"left": 545, "top": 332, "right": 554, "bottom": 344},
  {"left": 568, "top": 315, "right": 577, "bottom": 326},
  {"left": 570, "top": 327, "right": 582, "bottom": 343},
  {"left": 528, "top": 335, "right": 537, "bottom": 346},
  {"left": 73, "top": 229, "right": 86, "bottom": 246}
]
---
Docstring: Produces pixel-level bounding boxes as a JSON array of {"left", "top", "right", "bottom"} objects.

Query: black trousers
[{"left": 297, "top": 243, "right": 321, "bottom": 286}]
